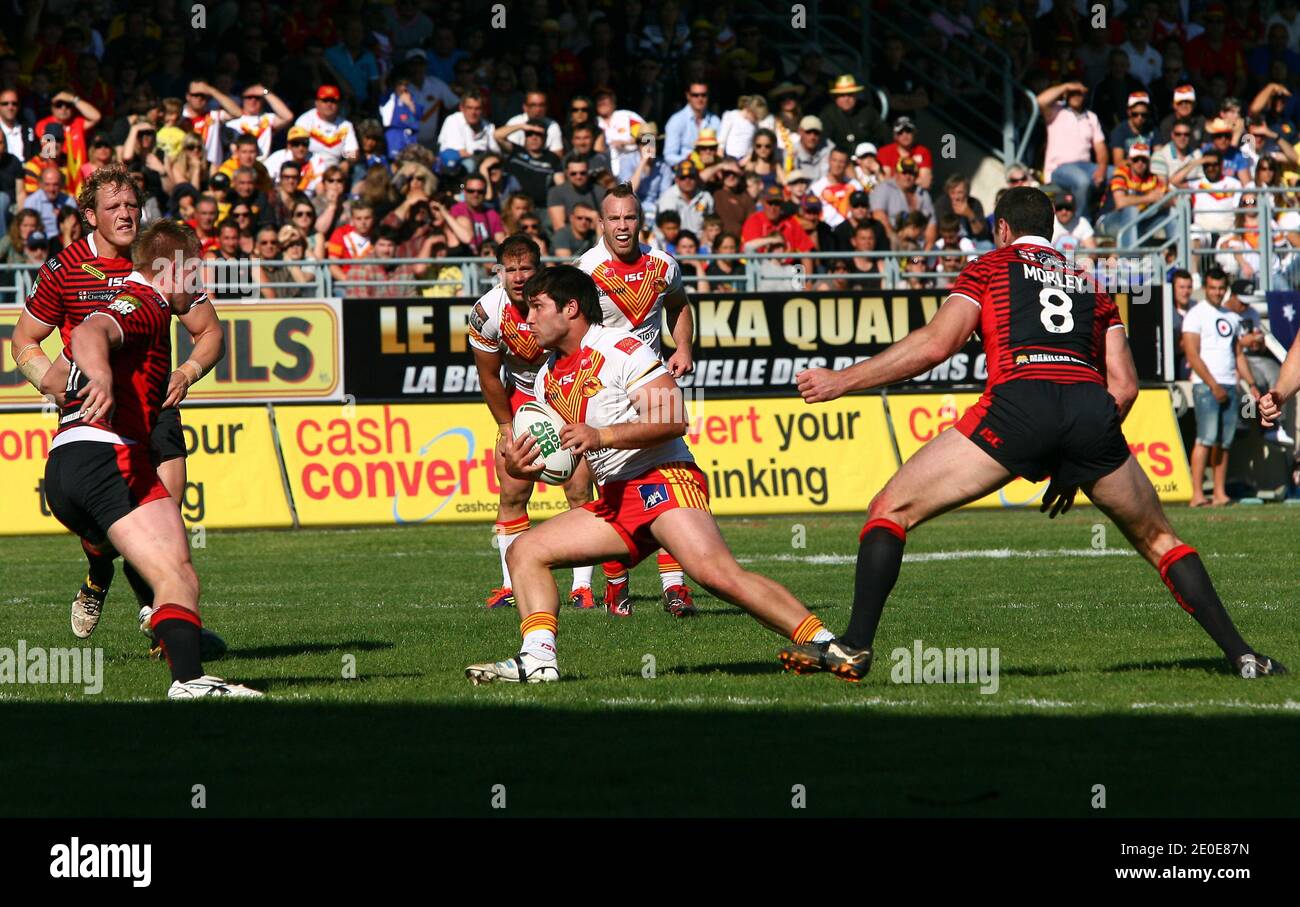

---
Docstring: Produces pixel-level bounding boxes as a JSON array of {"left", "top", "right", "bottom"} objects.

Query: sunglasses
[
  {"left": 567, "top": 170, "right": 588, "bottom": 177},
  {"left": 319, "top": 97, "right": 338, "bottom": 103},
  {"left": 571, "top": 105, "right": 590, "bottom": 112},
  {"left": 488, "top": 165, "right": 502, "bottom": 172},
  {"left": 52, "top": 100, "right": 72, "bottom": 108},
  {"left": 688, "top": 92, "right": 708, "bottom": 98},
  {"left": 520, "top": 222, "right": 541, "bottom": 231},
  {"left": 289, "top": 139, "right": 309, "bottom": 147},
  {"left": 0, "top": 100, "right": 18, "bottom": 107},
  {"left": 464, "top": 187, "right": 485, "bottom": 195},
  {"left": 325, "top": 177, "right": 344, "bottom": 183},
  {"left": 258, "top": 239, "right": 280, "bottom": 246},
  {"left": 1172, "top": 130, "right": 1191, "bottom": 137},
  {"left": 294, "top": 210, "right": 314, "bottom": 217},
  {"left": 243, "top": 95, "right": 262, "bottom": 100},
  {"left": 233, "top": 210, "right": 252, "bottom": 218},
  {"left": 282, "top": 172, "right": 300, "bottom": 179}
]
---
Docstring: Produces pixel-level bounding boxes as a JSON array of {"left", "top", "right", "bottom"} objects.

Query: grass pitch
[{"left": 1, "top": 508, "right": 1297, "bottom": 817}]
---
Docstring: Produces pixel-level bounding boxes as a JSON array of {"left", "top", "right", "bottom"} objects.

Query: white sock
[
  {"left": 521, "top": 629, "right": 557, "bottom": 661},
  {"left": 812, "top": 628, "right": 834, "bottom": 643},
  {"left": 571, "top": 566, "right": 593, "bottom": 591},
  {"left": 659, "top": 569, "right": 684, "bottom": 590},
  {"left": 497, "top": 533, "right": 518, "bottom": 588}
]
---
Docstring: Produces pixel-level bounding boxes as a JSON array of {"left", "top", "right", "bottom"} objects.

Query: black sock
[
  {"left": 151, "top": 605, "right": 204, "bottom": 683},
  {"left": 843, "top": 519, "right": 906, "bottom": 649},
  {"left": 82, "top": 540, "right": 115, "bottom": 591},
  {"left": 1159, "top": 545, "right": 1251, "bottom": 662},
  {"left": 122, "top": 561, "right": 154, "bottom": 609}
]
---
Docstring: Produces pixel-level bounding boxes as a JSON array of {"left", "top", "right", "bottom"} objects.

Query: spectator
[
  {"left": 54, "top": 204, "right": 82, "bottom": 253},
  {"left": 850, "top": 142, "right": 884, "bottom": 192},
  {"left": 547, "top": 155, "right": 606, "bottom": 232},
  {"left": 793, "top": 195, "right": 834, "bottom": 260},
  {"left": 566, "top": 122, "right": 611, "bottom": 175},
  {"left": 784, "top": 168, "right": 814, "bottom": 208},
  {"left": 653, "top": 209, "right": 682, "bottom": 254},
  {"left": 1185, "top": 4, "right": 1246, "bottom": 98},
  {"left": 1098, "top": 143, "right": 1168, "bottom": 247},
  {"left": 1120, "top": 12, "right": 1163, "bottom": 87},
  {"left": 1049, "top": 192, "right": 1097, "bottom": 256},
  {"left": 449, "top": 174, "right": 506, "bottom": 252},
  {"left": 705, "top": 232, "right": 743, "bottom": 291},
  {"left": 594, "top": 88, "right": 646, "bottom": 180},
  {"left": 792, "top": 115, "right": 832, "bottom": 181},
  {"left": 656, "top": 160, "right": 715, "bottom": 235},
  {"left": 191, "top": 195, "right": 220, "bottom": 255},
  {"left": 1248, "top": 83, "right": 1298, "bottom": 145},
  {"left": 844, "top": 221, "right": 886, "bottom": 288},
  {"left": 346, "top": 224, "right": 440, "bottom": 299},
  {"left": 265, "top": 127, "right": 321, "bottom": 195},
  {"left": 754, "top": 234, "right": 805, "bottom": 290},
  {"left": 325, "top": 18, "right": 380, "bottom": 109},
  {"left": 1181, "top": 267, "right": 1259, "bottom": 506},
  {"left": 504, "top": 119, "right": 562, "bottom": 208},
  {"left": 0, "top": 210, "right": 40, "bottom": 267},
  {"left": 427, "top": 26, "right": 467, "bottom": 85},
  {"left": 438, "top": 90, "right": 499, "bottom": 160},
  {"left": 403, "top": 49, "right": 459, "bottom": 147},
  {"left": 552, "top": 202, "right": 600, "bottom": 257},
  {"left": 818, "top": 75, "right": 890, "bottom": 155},
  {"left": 627, "top": 126, "right": 674, "bottom": 215},
  {"left": 760, "top": 82, "right": 804, "bottom": 176},
  {"left": 742, "top": 127, "right": 784, "bottom": 190},
  {"left": 877, "top": 117, "right": 933, "bottom": 191},
  {"left": 224, "top": 84, "right": 294, "bottom": 159},
  {"left": 228, "top": 166, "right": 273, "bottom": 227},
  {"left": 1159, "top": 84, "right": 1208, "bottom": 145},
  {"left": 718, "top": 94, "right": 767, "bottom": 161},
  {"left": 253, "top": 226, "right": 308, "bottom": 299},
  {"left": 498, "top": 91, "right": 564, "bottom": 155},
  {"left": 930, "top": 0, "right": 976, "bottom": 47},
  {"left": 19, "top": 230, "right": 50, "bottom": 281},
  {"left": 294, "top": 85, "right": 359, "bottom": 172},
  {"left": 664, "top": 82, "right": 721, "bottom": 166},
  {"left": 1091, "top": 49, "right": 1147, "bottom": 131},
  {"left": 35, "top": 90, "right": 102, "bottom": 196},
  {"left": 1152, "top": 116, "right": 1202, "bottom": 179},
  {"left": 1171, "top": 267, "right": 1193, "bottom": 379},
  {"left": 675, "top": 230, "right": 709, "bottom": 294},
  {"left": 711, "top": 158, "right": 755, "bottom": 236},
  {"left": 500, "top": 191, "right": 535, "bottom": 235},
  {"left": 934, "top": 174, "right": 989, "bottom": 245},
  {"left": 832, "top": 190, "right": 882, "bottom": 251},
  {"left": 742, "top": 183, "right": 795, "bottom": 252},
  {"left": 78, "top": 132, "right": 116, "bottom": 184},
  {"left": 23, "top": 166, "right": 72, "bottom": 235},
  {"left": 1203, "top": 117, "right": 1252, "bottom": 181},
  {"left": 699, "top": 213, "right": 723, "bottom": 254},
  {"left": 379, "top": 70, "right": 423, "bottom": 158},
  {"left": 808, "top": 148, "right": 862, "bottom": 228},
  {"left": 871, "top": 35, "right": 929, "bottom": 115},
  {"left": 1108, "top": 92, "right": 1158, "bottom": 166},
  {"left": 326, "top": 200, "right": 376, "bottom": 279},
  {"left": 870, "top": 157, "right": 936, "bottom": 248},
  {"left": 218, "top": 134, "right": 272, "bottom": 194},
  {"left": 687, "top": 129, "right": 725, "bottom": 184}
]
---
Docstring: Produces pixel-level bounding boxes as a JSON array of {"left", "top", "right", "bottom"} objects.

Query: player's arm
[
  {"left": 472, "top": 346, "right": 514, "bottom": 438},
  {"left": 797, "top": 295, "right": 979, "bottom": 402},
  {"left": 257, "top": 87, "right": 294, "bottom": 130},
  {"left": 1260, "top": 330, "right": 1300, "bottom": 427},
  {"left": 68, "top": 314, "right": 123, "bottom": 422},
  {"left": 11, "top": 310, "right": 56, "bottom": 393},
  {"left": 663, "top": 286, "right": 694, "bottom": 377},
  {"left": 1104, "top": 327, "right": 1139, "bottom": 421},
  {"left": 559, "top": 373, "right": 687, "bottom": 455},
  {"left": 1235, "top": 337, "right": 1260, "bottom": 400},
  {"left": 167, "top": 299, "right": 226, "bottom": 407}
]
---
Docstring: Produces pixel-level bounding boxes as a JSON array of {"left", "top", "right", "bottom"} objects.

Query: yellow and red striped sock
[
  {"left": 602, "top": 562, "right": 628, "bottom": 585},
  {"left": 494, "top": 516, "right": 531, "bottom": 587},
  {"left": 520, "top": 611, "right": 558, "bottom": 659},
  {"left": 791, "top": 614, "right": 828, "bottom": 645}
]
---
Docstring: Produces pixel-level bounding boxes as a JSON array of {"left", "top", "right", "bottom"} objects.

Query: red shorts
[
  {"left": 508, "top": 387, "right": 536, "bottom": 415},
  {"left": 584, "top": 462, "right": 710, "bottom": 565},
  {"left": 44, "top": 441, "right": 172, "bottom": 546}
]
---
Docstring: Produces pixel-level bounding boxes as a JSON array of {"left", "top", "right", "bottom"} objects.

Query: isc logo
[{"left": 624, "top": 271, "right": 645, "bottom": 282}]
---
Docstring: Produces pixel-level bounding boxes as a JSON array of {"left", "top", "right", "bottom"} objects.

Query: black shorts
[
  {"left": 151, "top": 407, "right": 187, "bottom": 465},
  {"left": 45, "top": 441, "right": 171, "bottom": 546},
  {"left": 955, "top": 380, "right": 1131, "bottom": 488}
]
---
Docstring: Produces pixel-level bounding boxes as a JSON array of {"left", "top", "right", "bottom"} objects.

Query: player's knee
[
  {"left": 866, "top": 492, "right": 906, "bottom": 528},
  {"left": 692, "top": 562, "right": 744, "bottom": 602},
  {"left": 1141, "top": 530, "right": 1182, "bottom": 565},
  {"left": 505, "top": 534, "right": 548, "bottom": 572}
]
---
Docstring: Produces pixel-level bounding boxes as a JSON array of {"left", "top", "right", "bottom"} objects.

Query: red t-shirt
[
  {"left": 947, "top": 241, "right": 1123, "bottom": 391},
  {"left": 34, "top": 115, "right": 89, "bottom": 195},
  {"left": 876, "top": 142, "right": 934, "bottom": 174}
]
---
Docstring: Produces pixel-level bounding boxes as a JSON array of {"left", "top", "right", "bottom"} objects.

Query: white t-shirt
[
  {"left": 437, "top": 111, "right": 500, "bottom": 157},
  {"left": 225, "top": 113, "right": 278, "bottom": 158},
  {"left": 1181, "top": 300, "right": 1240, "bottom": 385},
  {"left": 503, "top": 113, "right": 564, "bottom": 154},
  {"left": 264, "top": 148, "right": 325, "bottom": 194},
  {"left": 718, "top": 109, "right": 756, "bottom": 159},
  {"left": 467, "top": 285, "right": 546, "bottom": 396},
  {"left": 532, "top": 323, "right": 692, "bottom": 484},
  {"left": 1190, "top": 175, "right": 1243, "bottom": 233},
  {"left": 294, "top": 110, "right": 358, "bottom": 169},
  {"left": 1051, "top": 215, "right": 1095, "bottom": 255},
  {"left": 414, "top": 76, "right": 459, "bottom": 145},
  {"left": 598, "top": 109, "right": 646, "bottom": 181},
  {"left": 577, "top": 241, "right": 684, "bottom": 356}
]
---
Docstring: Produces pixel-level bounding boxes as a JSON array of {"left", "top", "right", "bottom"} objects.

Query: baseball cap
[
  {"left": 675, "top": 160, "right": 699, "bottom": 178},
  {"left": 1127, "top": 142, "right": 1151, "bottom": 159},
  {"left": 894, "top": 116, "right": 916, "bottom": 133},
  {"left": 1056, "top": 192, "right": 1076, "bottom": 209},
  {"left": 438, "top": 149, "right": 462, "bottom": 171},
  {"left": 762, "top": 184, "right": 785, "bottom": 203},
  {"left": 897, "top": 157, "right": 919, "bottom": 174},
  {"left": 316, "top": 84, "right": 341, "bottom": 101},
  {"left": 26, "top": 231, "right": 48, "bottom": 249},
  {"left": 1173, "top": 84, "right": 1196, "bottom": 103},
  {"left": 799, "top": 115, "right": 823, "bottom": 132},
  {"left": 787, "top": 167, "right": 813, "bottom": 183},
  {"left": 1127, "top": 91, "right": 1151, "bottom": 109},
  {"left": 287, "top": 125, "right": 310, "bottom": 142},
  {"left": 849, "top": 190, "right": 871, "bottom": 207},
  {"left": 854, "top": 142, "right": 878, "bottom": 158},
  {"left": 405, "top": 49, "right": 427, "bottom": 62},
  {"left": 800, "top": 196, "right": 823, "bottom": 214}
]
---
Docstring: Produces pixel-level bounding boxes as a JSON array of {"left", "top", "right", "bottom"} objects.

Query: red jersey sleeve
[
  {"left": 1097, "top": 291, "right": 1124, "bottom": 331},
  {"left": 947, "top": 255, "right": 992, "bottom": 308},
  {"left": 24, "top": 256, "right": 66, "bottom": 326},
  {"left": 96, "top": 291, "right": 166, "bottom": 346}
]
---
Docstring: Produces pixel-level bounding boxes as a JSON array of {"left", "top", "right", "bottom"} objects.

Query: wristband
[
  {"left": 598, "top": 428, "right": 615, "bottom": 448},
  {"left": 15, "top": 344, "right": 51, "bottom": 389},
  {"left": 179, "top": 359, "right": 204, "bottom": 384}
]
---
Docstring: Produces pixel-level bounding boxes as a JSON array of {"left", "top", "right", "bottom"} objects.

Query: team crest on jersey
[
  {"left": 544, "top": 349, "right": 605, "bottom": 424},
  {"left": 1015, "top": 354, "right": 1029, "bottom": 365},
  {"left": 615, "top": 336, "right": 642, "bottom": 355},
  {"left": 80, "top": 263, "right": 106, "bottom": 279},
  {"left": 638, "top": 483, "right": 670, "bottom": 511},
  {"left": 469, "top": 302, "right": 489, "bottom": 333},
  {"left": 108, "top": 294, "right": 140, "bottom": 315}
]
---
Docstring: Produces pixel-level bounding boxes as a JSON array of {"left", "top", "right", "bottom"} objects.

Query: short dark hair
[
  {"left": 571, "top": 122, "right": 596, "bottom": 137},
  {"left": 233, "top": 133, "right": 258, "bottom": 147},
  {"left": 375, "top": 224, "right": 402, "bottom": 244},
  {"left": 656, "top": 210, "right": 681, "bottom": 227},
  {"left": 1204, "top": 266, "right": 1228, "bottom": 285},
  {"left": 937, "top": 213, "right": 961, "bottom": 233},
  {"left": 497, "top": 232, "right": 542, "bottom": 266},
  {"left": 523, "top": 264, "right": 603, "bottom": 324},
  {"left": 993, "top": 186, "right": 1054, "bottom": 239},
  {"left": 1171, "top": 268, "right": 1192, "bottom": 282}
]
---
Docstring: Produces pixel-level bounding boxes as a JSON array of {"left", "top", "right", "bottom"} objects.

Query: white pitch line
[{"left": 747, "top": 548, "right": 1138, "bottom": 566}]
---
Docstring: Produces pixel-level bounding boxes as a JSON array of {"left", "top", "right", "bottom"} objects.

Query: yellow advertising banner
[
  {"left": 0, "top": 300, "right": 343, "bottom": 408},
  {"left": 275, "top": 397, "right": 900, "bottom": 526},
  {"left": 0, "top": 406, "right": 292, "bottom": 535},
  {"left": 886, "top": 387, "right": 1192, "bottom": 508}
]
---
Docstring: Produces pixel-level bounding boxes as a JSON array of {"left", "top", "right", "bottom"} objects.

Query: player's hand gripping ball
[{"left": 511, "top": 401, "right": 579, "bottom": 484}]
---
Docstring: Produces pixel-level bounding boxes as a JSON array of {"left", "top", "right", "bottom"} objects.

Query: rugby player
[
  {"left": 44, "top": 220, "right": 259, "bottom": 698},
  {"left": 781, "top": 187, "right": 1285, "bottom": 682},
  {"left": 469, "top": 234, "right": 596, "bottom": 609},
  {"left": 10, "top": 165, "right": 227, "bottom": 654},
  {"left": 577, "top": 184, "right": 698, "bottom": 617},
  {"left": 1259, "top": 330, "right": 1300, "bottom": 430},
  {"left": 465, "top": 266, "right": 833, "bottom": 683}
]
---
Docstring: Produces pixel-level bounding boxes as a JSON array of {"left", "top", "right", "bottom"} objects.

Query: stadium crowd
[{"left": 0, "top": 0, "right": 1298, "bottom": 298}]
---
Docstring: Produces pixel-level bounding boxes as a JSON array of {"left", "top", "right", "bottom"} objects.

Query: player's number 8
[{"left": 1038, "top": 287, "right": 1074, "bottom": 334}]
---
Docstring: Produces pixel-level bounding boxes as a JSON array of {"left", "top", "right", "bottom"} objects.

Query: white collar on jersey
[
  {"left": 87, "top": 232, "right": 98, "bottom": 257},
  {"left": 124, "top": 270, "right": 170, "bottom": 300},
  {"left": 1011, "top": 235, "right": 1052, "bottom": 247}
]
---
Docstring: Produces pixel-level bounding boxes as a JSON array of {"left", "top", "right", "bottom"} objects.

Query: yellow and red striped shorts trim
[
  {"left": 791, "top": 615, "right": 826, "bottom": 645},
  {"left": 520, "top": 612, "right": 558, "bottom": 637},
  {"left": 660, "top": 464, "right": 710, "bottom": 511}
]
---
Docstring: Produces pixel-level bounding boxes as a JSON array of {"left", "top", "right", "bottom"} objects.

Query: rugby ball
[{"left": 512, "top": 401, "right": 579, "bottom": 485}]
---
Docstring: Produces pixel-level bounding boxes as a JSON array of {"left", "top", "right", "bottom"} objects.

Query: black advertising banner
[{"left": 344, "top": 290, "right": 1162, "bottom": 402}]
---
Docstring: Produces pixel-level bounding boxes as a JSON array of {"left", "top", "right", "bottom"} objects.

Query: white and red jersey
[
  {"left": 808, "top": 176, "right": 863, "bottom": 227},
  {"left": 264, "top": 147, "right": 324, "bottom": 194},
  {"left": 225, "top": 112, "right": 278, "bottom": 158},
  {"left": 293, "top": 110, "right": 358, "bottom": 169},
  {"left": 186, "top": 107, "right": 227, "bottom": 166},
  {"left": 467, "top": 285, "right": 546, "bottom": 398},
  {"left": 1190, "top": 175, "right": 1242, "bottom": 233},
  {"left": 533, "top": 324, "right": 691, "bottom": 484},
  {"left": 326, "top": 224, "right": 371, "bottom": 260},
  {"left": 599, "top": 108, "right": 646, "bottom": 176},
  {"left": 577, "top": 241, "right": 683, "bottom": 356}
]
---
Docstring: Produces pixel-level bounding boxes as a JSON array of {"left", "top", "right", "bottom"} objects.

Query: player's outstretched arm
[
  {"left": 472, "top": 347, "right": 514, "bottom": 437},
  {"left": 167, "top": 299, "right": 226, "bottom": 408},
  {"left": 1260, "top": 331, "right": 1300, "bottom": 427},
  {"left": 69, "top": 315, "right": 123, "bottom": 422},
  {"left": 796, "top": 295, "right": 979, "bottom": 403},
  {"left": 11, "top": 311, "right": 55, "bottom": 393},
  {"left": 663, "top": 287, "right": 695, "bottom": 377},
  {"left": 1104, "top": 327, "right": 1139, "bottom": 421}
]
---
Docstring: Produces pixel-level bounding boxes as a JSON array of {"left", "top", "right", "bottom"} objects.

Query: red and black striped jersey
[
  {"left": 58, "top": 275, "right": 174, "bottom": 445},
  {"left": 947, "top": 238, "right": 1124, "bottom": 390},
  {"left": 24, "top": 232, "right": 210, "bottom": 345}
]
